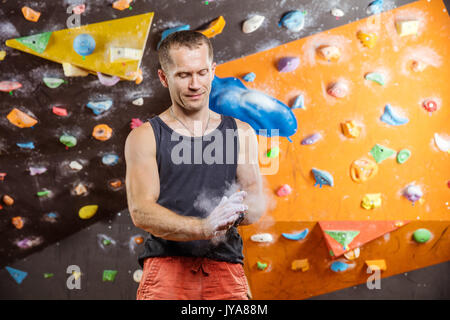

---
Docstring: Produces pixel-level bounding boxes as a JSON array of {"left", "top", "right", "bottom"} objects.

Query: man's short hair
[{"left": 158, "top": 30, "right": 214, "bottom": 72}]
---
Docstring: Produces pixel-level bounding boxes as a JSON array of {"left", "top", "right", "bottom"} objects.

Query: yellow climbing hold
[
  {"left": 62, "top": 63, "right": 89, "bottom": 77},
  {"left": 341, "top": 120, "right": 361, "bottom": 138},
  {"left": 395, "top": 20, "right": 419, "bottom": 37},
  {"left": 357, "top": 31, "right": 378, "bottom": 48},
  {"left": 365, "top": 259, "right": 386, "bottom": 272},
  {"left": 361, "top": 193, "right": 382, "bottom": 210},
  {"left": 344, "top": 247, "right": 360, "bottom": 260},
  {"left": 78, "top": 205, "right": 98, "bottom": 219},
  {"left": 291, "top": 259, "right": 309, "bottom": 272},
  {"left": 0, "top": 51, "right": 6, "bottom": 61},
  {"left": 7, "top": 108, "right": 38, "bottom": 128},
  {"left": 199, "top": 16, "right": 226, "bottom": 38}
]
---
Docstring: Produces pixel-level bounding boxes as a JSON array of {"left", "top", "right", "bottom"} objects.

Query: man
[{"left": 125, "top": 30, "right": 266, "bottom": 300}]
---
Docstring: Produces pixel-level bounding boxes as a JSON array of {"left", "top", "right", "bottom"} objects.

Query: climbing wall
[{"left": 1, "top": 0, "right": 449, "bottom": 299}]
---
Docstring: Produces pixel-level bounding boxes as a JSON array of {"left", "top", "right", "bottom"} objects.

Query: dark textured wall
[{"left": 3, "top": 0, "right": 447, "bottom": 300}]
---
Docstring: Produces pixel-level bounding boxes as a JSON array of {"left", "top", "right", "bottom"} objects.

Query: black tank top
[{"left": 137, "top": 114, "right": 244, "bottom": 267}]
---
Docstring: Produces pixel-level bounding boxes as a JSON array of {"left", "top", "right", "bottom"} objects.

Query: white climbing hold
[
  {"left": 132, "top": 97, "right": 144, "bottom": 106},
  {"left": 250, "top": 233, "right": 273, "bottom": 243},
  {"left": 242, "top": 15, "right": 265, "bottom": 33},
  {"left": 69, "top": 161, "right": 83, "bottom": 171},
  {"left": 133, "top": 269, "right": 143, "bottom": 283},
  {"left": 434, "top": 133, "right": 450, "bottom": 152},
  {"left": 331, "top": 8, "right": 344, "bottom": 17}
]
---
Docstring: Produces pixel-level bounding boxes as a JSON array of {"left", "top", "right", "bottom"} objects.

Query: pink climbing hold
[
  {"left": 130, "top": 118, "right": 143, "bottom": 129},
  {"left": 97, "top": 72, "right": 120, "bottom": 86},
  {"left": 277, "top": 57, "right": 300, "bottom": 72},
  {"left": 72, "top": 4, "right": 86, "bottom": 14},
  {"left": 0, "top": 81, "right": 22, "bottom": 92},
  {"left": 52, "top": 106, "right": 68, "bottom": 116},
  {"left": 276, "top": 184, "right": 292, "bottom": 197},
  {"left": 327, "top": 81, "right": 349, "bottom": 98}
]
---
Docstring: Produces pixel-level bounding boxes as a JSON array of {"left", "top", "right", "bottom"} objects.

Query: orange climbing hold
[
  {"left": 291, "top": 259, "right": 309, "bottom": 272},
  {"left": 12, "top": 216, "right": 24, "bottom": 229},
  {"left": 350, "top": 158, "right": 378, "bottom": 183},
  {"left": 3, "top": 195, "right": 14, "bottom": 206},
  {"left": 199, "top": 16, "right": 226, "bottom": 38},
  {"left": 6, "top": 108, "right": 38, "bottom": 128},
  {"left": 134, "top": 236, "right": 144, "bottom": 244},
  {"left": 110, "top": 179, "right": 122, "bottom": 188},
  {"left": 113, "top": 0, "right": 132, "bottom": 11},
  {"left": 92, "top": 124, "right": 113, "bottom": 141},
  {"left": 135, "top": 68, "right": 143, "bottom": 84},
  {"left": 22, "top": 6, "right": 41, "bottom": 22}
]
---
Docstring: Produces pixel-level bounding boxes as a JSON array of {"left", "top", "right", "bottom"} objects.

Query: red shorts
[{"left": 136, "top": 256, "right": 250, "bottom": 300}]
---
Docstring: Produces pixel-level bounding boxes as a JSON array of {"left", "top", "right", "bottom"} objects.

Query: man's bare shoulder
[
  {"left": 233, "top": 118, "right": 253, "bottom": 132},
  {"left": 125, "top": 121, "right": 155, "bottom": 157}
]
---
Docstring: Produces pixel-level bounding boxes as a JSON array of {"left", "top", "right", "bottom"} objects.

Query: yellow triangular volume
[{"left": 5, "top": 12, "right": 154, "bottom": 81}]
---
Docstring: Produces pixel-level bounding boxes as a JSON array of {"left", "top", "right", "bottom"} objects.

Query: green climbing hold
[
  {"left": 102, "top": 270, "right": 118, "bottom": 282},
  {"left": 413, "top": 228, "right": 431, "bottom": 243},
  {"left": 60, "top": 134, "right": 77, "bottom": 148},
  {"left": 397, "top": 149, "right": 411, "bottom": 164},
  {"left": 370, "top": 144, "right": 396, "bottom": 163},
  {"left": 266, "top": 147, "right": 279, "bottom": 158},
  {"left": 37, "top": 190, "right": 51, "bottom": 197},
  {"left": 43, "top": 273, "right": 54, "bottom": 279},
  {"left": 16, "top": 32, "right": 52, "bottom": 54},
  {"left": 365, "top": 72, "right": 385, "bottom": 85},
  {"left": 102, "top": 239, "right": 112, "bottom": 246},
  {"left": 329, "top": 250, "right": 334, "bottom": 257},
  {"left": 325, "top": 230, "right": 360, "bottom": 249},
  {"left": 43, "top": 77, "right": 65, "bottom": 89},
  {"left": 256, "top": 261, "right": 268, "bottom": 270}
]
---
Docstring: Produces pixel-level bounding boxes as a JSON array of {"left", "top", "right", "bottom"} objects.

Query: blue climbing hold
[
  {"left": 331, "top": 261, "right": 349, "bottom": 272},
  {"left": 312, "top": 168, "right": 334, "bottom": 187},
  {"left": 367, "top": 0, "right": 384, "bottom": 15},
  {"left": 102, "top": 153, "right": 119, "bottom": 166},
  {"left": 292, "top": 94, "right": 305, "bottom": 109},
  {"left": 73, "top": 34, "right": 96, "bottom": 56},
  {"left": 87, "top": 100, "right": 113, "bottom": 115},
  {"left": 5, "top": 266, "right": 28, "bottom": 284},
  {"left": 17, "top": 142, "right": 35, "bottom": 149},
  {"left": 279, "top": 10, "right": 306, "bottom": 32},
  {"left": 157, "top": 24, "right": 191, "bottom": 49},
  {"left": 242, "top": 72, "right": 256, "bottom": 82},
  {"left": 380, "top": 104, "right": 409, "bottom": 126},
  {"left": 209, "top": 75, "right": 298, "bottom": 141},
  {"left": 282, "top": 229, "right": 309, "bottom": 240}
]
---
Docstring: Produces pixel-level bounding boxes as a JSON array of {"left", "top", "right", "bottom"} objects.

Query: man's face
[{"left": 158, "top": 44, "right": 216, "bottom": 112}]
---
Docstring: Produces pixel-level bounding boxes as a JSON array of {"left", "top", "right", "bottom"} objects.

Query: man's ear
[
  {"left": 211, "top": 62, "right": 216, "bottom": 75},
  {"left": 158, "top": 69, "right": 168, "bottom": 88}
]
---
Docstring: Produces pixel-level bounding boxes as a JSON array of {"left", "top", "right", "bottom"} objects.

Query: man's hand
[{"left": 203, "top": 191, "right": 248, "bottom": 239}]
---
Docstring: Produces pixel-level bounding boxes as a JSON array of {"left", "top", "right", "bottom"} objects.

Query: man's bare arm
[
  {"left": 125, "top": 123, "right": 246, "bottom": 241},
  {"left": 236, "top": 121, "right": 267, "bottom": 225}
]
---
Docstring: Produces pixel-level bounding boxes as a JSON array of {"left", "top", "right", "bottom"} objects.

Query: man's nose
[{"left": 189, "top": 74, "right": 201, "bottom": 90}]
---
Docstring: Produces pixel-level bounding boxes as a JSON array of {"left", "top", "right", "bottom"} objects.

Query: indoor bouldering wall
[{"left": 0, "top": 0, "right": 449, "bottom": 300}]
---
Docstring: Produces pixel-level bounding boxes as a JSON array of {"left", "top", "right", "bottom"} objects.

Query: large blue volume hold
[{"left": 209, "top": 75, "right": 298, "bottom": 141}]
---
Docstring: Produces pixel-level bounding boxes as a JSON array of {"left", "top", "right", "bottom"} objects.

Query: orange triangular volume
[{"left": 319, "top": 221, "right": 409, "bottom": 259}]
